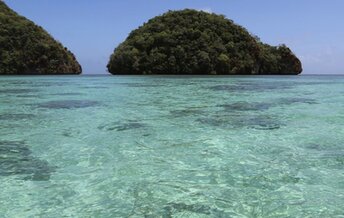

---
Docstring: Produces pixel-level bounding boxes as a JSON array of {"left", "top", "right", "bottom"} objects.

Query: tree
[
  {"left": 107, "top": 9, "right": 302, "bottom": 75},
  {"left": 0, "top": 1, "right": 81, "bottom": 74}
]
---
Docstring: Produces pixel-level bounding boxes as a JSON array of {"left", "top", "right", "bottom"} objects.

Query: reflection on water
[{"left": 0, "top": 75, "right": 343, "bottom": 217}]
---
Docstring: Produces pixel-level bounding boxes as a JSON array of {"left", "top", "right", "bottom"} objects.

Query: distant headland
[
  {"left": 0, "top": 1, "right": 81, "bottom": 75},
  {"left": 108, "top": 9, "right": 302, "bottom": 75}
]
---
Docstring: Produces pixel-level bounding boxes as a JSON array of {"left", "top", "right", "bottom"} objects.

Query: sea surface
[{"left": 0, "top": 75, "right": 343, "bottom": 217}]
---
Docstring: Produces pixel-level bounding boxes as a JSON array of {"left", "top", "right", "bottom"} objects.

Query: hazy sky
[{"left": 4, "top": 0, "right": 344, "bottom": 74}]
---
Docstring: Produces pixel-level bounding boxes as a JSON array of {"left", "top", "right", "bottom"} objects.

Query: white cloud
[
  {"left": 299, "top": 46, "right": 344, "bottom": 74},
  {"left": 197, "top": 8, "right": 212, "bottom": 14}
]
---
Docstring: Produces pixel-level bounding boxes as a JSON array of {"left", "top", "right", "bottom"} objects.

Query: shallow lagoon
[{"left": 0, "top": 75, "right": 344, "bottom": 217}]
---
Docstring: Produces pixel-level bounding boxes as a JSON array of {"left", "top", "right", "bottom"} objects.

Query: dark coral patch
[
  {"left": 0, "top": 113, "right": 35, "bottom": 121},
  {"left": 163, "top": 202, "right": 226, "bottom": 217},
  {"left": 50, "top": 92, "right": 83, "bottom": 96},
  {"left": 99, "top": 121, "right": 146, "bottom": 132},
  {"left": 208, "top": 82, "right": 293, "bottom": 92},
  {"left": 219, "top": 102, "right": 273, "bottom": 112},
  {"left": 169, "top": 108, "right": 205, "bottom": 117},
  {"left": 37, "top": 100, "right": 100, "bottom": 109},
  {"left": 277, "top": 98, "right": 318, "bottom": 105},
  {"left": 0, "top": 89, "right": 39, "bottom": 94},
  {"left": 237, "top": 116, "right": 281, "bottom": 130},
  {"left": 0, "top": 141, "right": 55, "bottom": 181},
  {"left": 197, "top": 115, "right": 281, "bottom": 130}
]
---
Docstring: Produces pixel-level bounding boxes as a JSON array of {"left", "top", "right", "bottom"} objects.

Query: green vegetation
[
  {"left": 108, "top": 9, "right": 302, "bottom": 75},
  {"left": 0, "top": 1, "right": 81, "bottom": 75}
]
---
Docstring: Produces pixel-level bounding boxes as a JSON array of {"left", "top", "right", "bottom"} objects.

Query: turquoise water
[{"left": 0, "top": 75, "right": 344, "bottom": 217}]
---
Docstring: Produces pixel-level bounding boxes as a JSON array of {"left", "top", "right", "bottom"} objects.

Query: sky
[{"left": 4, "top": 0, "right": 344, "bottom": 74}]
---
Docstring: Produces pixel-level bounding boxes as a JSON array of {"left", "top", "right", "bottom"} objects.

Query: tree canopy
[
  {"left": 108, "top": 9, "right": 302, "bottom": 75},
  {"left": 0, "top": 1, "right": 81, "bottom": 75}
]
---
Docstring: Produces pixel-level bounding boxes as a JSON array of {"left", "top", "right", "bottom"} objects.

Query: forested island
[
  {"left": 0, "top": 1, "right": 81, "bottom": 75},
  {"left": 108, "top": 9, "right": 302, "bottom": 75}
]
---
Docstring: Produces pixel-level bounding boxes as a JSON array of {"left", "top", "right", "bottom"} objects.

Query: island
[
  {"left": 107, "top": 9, "right": 302, "bottom": 75},
  {"left": 0, "top": 1, "right": 81, "bottom": 75}
]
